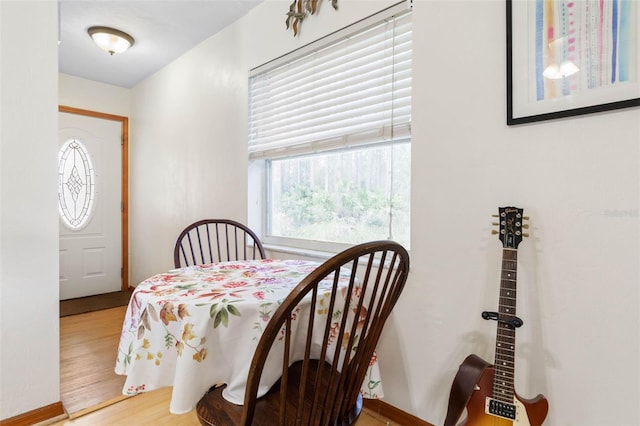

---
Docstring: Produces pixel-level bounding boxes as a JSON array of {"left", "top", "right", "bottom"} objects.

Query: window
[
  {"left": 249, "top": 3, "right": 412, "bottom": 251},
  {"left": 58, "top": 138, "right": 96, "bottom": 230}
]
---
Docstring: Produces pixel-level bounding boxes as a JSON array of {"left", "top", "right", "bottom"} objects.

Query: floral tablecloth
[{"left": 115, "top": 259, "right": 383, "bottom": 414}]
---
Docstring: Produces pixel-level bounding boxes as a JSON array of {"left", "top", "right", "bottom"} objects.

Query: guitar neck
[{"left": 492, "top": 247, "right": 518, "bottom": 402}]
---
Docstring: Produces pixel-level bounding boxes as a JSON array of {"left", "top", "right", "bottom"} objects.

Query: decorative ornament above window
[{"left": 286, "top": 0, "right": 338, "bottom": 36}]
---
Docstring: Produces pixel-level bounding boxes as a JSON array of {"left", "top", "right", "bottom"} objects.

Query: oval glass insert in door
[{"left": 58, "top": 138, "right": 96, "bottom": 230}]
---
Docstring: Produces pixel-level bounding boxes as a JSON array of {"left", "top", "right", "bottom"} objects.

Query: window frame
[{"left": 248, "top": 2, "right": 412, "bottom": 255}]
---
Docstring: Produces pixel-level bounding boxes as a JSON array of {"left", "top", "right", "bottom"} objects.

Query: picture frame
[{"left": 506, "top": 0, "right": 640, "bottom": 125}]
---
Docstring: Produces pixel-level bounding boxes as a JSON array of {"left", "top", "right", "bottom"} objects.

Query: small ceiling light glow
[{"left": 88, "top": 26, "right": 135, "bottom": 55}]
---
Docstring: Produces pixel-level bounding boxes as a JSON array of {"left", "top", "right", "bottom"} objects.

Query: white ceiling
[{"left": 59, "top": 0, "right": 263, "bottom": 88}]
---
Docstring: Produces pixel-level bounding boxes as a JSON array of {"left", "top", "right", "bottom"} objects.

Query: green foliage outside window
[{"left": 270, "top": 144, "right": 410, "bottom": 247}]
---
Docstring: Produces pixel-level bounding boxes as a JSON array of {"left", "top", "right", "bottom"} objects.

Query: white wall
[
  {"left": 0, "top": 0, "right": 60, "bottom": 420},
  {"left": 127, "top": 0, "right": 637, "bottom": 425},
  {"left": 59, "top": 73, "right": 131, "bottom": 117},
  {"left": 407, "top": 3, "right": 639, "bottom": 425},
  {"left": 129, "top": 21, "right": 254, "bottom": 283}
]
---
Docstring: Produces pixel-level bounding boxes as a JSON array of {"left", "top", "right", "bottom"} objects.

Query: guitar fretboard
[{"left": 492, "top": 247, "right": 518, "bottom": 403}]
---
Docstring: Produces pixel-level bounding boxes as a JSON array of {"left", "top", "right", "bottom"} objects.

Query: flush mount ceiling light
[{"left": 88, "top": 26, "right": 135, "bottom": 55}]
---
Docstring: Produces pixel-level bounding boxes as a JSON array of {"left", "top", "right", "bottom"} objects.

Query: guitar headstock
[{"left": 492, "top": 206, "right": 529, "bottom": 249}]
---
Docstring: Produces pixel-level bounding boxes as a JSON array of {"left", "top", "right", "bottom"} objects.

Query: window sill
[
  {"left": 263, "top": 242, "right": 411, "bottom": 267},
  {"left": 263, "top": 244, "right": 337, "bottom": 262}
]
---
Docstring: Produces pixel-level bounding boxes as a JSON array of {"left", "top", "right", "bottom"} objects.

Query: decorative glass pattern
[{"left": 58, "top": 138, "right": 95, "bottom": 230}]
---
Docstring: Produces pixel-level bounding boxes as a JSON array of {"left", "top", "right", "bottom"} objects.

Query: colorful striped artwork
[{"left": 534, "top": 0, "right": 637, "bottom": 101}]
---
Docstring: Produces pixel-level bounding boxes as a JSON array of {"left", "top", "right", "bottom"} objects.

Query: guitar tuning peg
[
  {"left": 491, "top": 230, "right": 499, "bottom": 235},
  {"left": 492, "top": 214, "right": 499, "bottom": 218},
  {"left": 523, "top": 216, "right": 530, "bottom": 220},
  {"left": 522, "top": 224, "right": 530, "bottom": 229},
  {"left": 523, "top": 233, "right": 529, "bottom": 238},
  {"left": 492, "top": 222, "right": 499, "bottom": 226}
]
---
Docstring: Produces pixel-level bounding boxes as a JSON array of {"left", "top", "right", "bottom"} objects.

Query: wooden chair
[
  {"left": 174, "top": 219, "right": 266, "bottom": 268},
  {"left": 196, "top": 240, "right": 410, "bottom": 426}
]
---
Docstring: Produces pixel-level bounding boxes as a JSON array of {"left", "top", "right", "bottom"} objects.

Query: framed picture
[{"left": 507, "top": 0, "right": 640, "bottom": 125}]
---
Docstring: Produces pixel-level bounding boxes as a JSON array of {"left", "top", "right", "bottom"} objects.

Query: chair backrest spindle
[{"left": 174, "top": 219, "right": 266, "bottom": 268}]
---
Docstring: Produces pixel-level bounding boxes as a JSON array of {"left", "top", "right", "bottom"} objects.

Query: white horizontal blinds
[{"left": 249, "top": 10, "right": 411, "bottom": 160}]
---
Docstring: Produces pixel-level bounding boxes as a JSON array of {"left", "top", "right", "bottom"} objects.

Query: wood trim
[
  {"left": 59, "top": 105, "right": 126, "bottom": 122},
  {"left": 121, "top": 115, "right": 129, "bottom": 290},
  {"left": 58, "top": 105, "right": 130, "bottom": 290},
  {"left": 0, "top": 401, "right": 65, "bottom": 426},
  {"left": 363, "top": 399, "right": 434, "bottom": 426}
]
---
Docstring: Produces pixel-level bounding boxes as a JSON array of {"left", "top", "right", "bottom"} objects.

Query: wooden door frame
[{"left": 59, "top": 105, "right": 130, "bottom": 291}]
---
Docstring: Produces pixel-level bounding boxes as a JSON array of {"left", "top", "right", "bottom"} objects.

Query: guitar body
[{"left": 462, "top": 366, "right": 548, "bottom": 426}]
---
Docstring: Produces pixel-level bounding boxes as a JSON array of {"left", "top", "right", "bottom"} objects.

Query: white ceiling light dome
[{"left": 88, "top": 26, "right": 135, "bottom": 55}]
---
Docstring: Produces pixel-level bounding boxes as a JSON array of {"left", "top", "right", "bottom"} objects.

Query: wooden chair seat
[{"left": 197, "top": 361, "right": 362, "bottom": 426}]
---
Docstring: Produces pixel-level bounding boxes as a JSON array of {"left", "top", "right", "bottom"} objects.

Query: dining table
[{"left": 114, "top": 258, "right": 384, "bottom": 414}]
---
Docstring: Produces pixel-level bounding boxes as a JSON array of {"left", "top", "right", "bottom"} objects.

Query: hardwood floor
[
  {"left": 60, "top": 306, "right": 128, "bottom": 416},
  {"left": 57, "top": 305, "right": 409, "bottom": 425},
  {"left": 50, "top": 386, "right": 405, "bottom": 425}
]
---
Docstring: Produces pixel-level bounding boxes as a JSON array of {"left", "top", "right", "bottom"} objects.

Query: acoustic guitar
[{"left": 460, "top": 207, "right": 548, "bottom": 425}]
